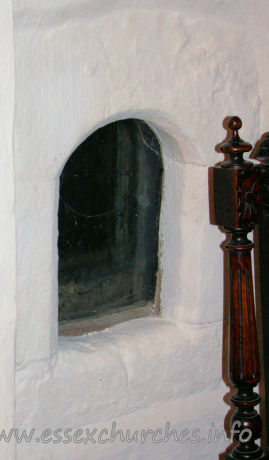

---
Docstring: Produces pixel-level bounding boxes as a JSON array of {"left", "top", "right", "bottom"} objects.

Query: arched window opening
[{"left": 58, "top": 119, "right": 163, "bottom": 334}]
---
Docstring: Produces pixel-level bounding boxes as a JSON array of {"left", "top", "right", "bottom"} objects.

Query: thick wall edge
[
  {"left": 11, "top": 2, "right": 269, "bottom": 458},
  {"left": 0, "top": 0, "right": 16, "bottom": 458}
]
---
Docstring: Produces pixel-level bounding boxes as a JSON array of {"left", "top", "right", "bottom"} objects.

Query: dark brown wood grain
[
  {"left": 254, "top": 135, "right": 269, "bottom": 452},
  {"left": 228, "top": 240, "right": 260, "bottom": 387},
  {"left": 211, "top": 116, "right": 268, "bottom": 459}
]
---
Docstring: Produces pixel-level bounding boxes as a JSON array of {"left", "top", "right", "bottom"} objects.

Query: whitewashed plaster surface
[
  {"left": 0, "top": 0, "right": 267, "bottom": 458},
  {"left": 0, "top": 1, "right": 16, "bottom": 459}
]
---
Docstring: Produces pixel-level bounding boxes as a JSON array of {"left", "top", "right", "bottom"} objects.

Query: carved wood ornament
[{"left": 211, "top": 116, "right": 268, "bottom": 459}]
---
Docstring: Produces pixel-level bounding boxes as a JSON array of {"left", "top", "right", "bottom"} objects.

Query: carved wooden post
[
  {"left": 255, "top": 136, "right": 269, "bottom": 453},
  {"left": 211, "top": 116, "right": 268, "bottom": 459}
]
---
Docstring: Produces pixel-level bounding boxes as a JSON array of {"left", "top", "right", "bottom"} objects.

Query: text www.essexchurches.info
[{"left": 0, "top": 421, "right": 251, "bottom": 445}]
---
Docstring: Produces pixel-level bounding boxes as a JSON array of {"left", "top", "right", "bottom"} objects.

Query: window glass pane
[{"left": 58, "top": 119, "right": 163, "bottom": 322}]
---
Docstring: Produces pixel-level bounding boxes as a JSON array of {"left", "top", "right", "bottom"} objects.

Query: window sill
[
  {"left": 16, "top": 315, "right": 223, "bottom": 432},
  {"left": 58, "top": 300, "right": 158, "bottom": 336}
]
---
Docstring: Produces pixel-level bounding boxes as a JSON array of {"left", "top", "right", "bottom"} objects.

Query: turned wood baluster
[
  {"left": 255, "top": 135, "right": 269, "bottom": 453},
  {"left": 211, "top": 116, "right": 268, "bottom": 459},
  {"left": 227, "top": 229, "right": 263, "bottom": 459}
]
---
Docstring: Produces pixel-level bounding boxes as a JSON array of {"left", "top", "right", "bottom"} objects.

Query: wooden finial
[
  {"left": 220, "top": 116, "right": 252, "bottom": 167},
  {"left": 228, "top": 115, "right": 242, "bottom": 130},
  {"left": 210, "top": 116, "right": 267, "bottom": 460}
]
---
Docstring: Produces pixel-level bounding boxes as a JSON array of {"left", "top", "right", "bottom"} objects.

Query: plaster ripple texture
[
  {"left": 13, "top": 10, "right": 260, "bottom": 176},
  {"left": 5, "top": 0, "right": 267, "bottom": 459},
  {"left": 17, "top": 319, "right": 222, "bottom": 428},
  {"left": 14, "top": 7, "right": 260, "bottom": 362},
  {"left": 0, "top": 1, "right": 16, "bottom": 459}
]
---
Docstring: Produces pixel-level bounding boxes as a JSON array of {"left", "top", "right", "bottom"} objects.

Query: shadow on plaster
[{"left": 55, "top": 110, "right": 199, "bottom": 179}]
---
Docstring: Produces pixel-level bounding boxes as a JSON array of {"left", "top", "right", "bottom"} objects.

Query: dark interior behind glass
[{"left": 58, "top": 119, "right": 163, "bottom": 322}]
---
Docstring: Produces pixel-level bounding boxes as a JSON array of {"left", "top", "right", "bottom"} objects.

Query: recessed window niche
[{"left": 58, "top": 119, "right": 163, "bottom": 335}]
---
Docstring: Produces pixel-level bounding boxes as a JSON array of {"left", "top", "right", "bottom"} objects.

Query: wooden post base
[
  {"left": 211, "top": 116, "right": 267, "bottom": 460},
  {"left": 226, "top": 450, "right": 269, "bottom": 459}
]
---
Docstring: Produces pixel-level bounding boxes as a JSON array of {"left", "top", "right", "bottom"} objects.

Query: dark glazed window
[{"left": 58, "top": 119, "right": 163, "bottom": 329}]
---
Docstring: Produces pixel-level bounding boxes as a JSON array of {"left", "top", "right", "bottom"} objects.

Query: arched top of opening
[
  {"left": 56, "top": 111, "right": 198, "bottom": 181},
  {"left": 58, "top": 118, "right": 163, "bottom": 335}
]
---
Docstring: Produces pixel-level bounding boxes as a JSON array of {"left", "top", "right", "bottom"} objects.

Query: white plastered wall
[
  {"left": 0, "top": 0, "right": 16, "bottom": 458},
  {"left": 0, "top": 0, "right": 268, "bottom": 458}
]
